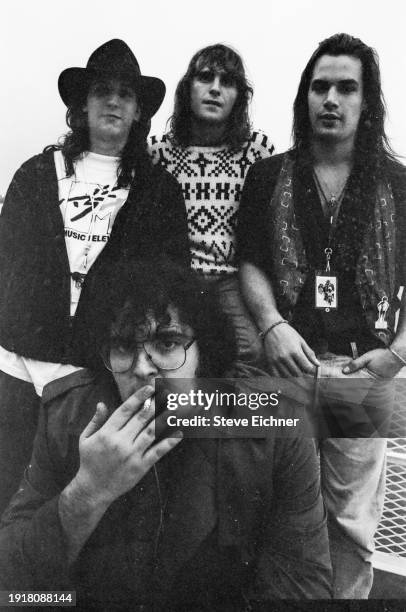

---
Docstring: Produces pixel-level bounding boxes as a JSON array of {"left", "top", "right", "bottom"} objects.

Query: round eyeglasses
[{"left": 102, "top": 336, "right": 196, "bottom": 373}]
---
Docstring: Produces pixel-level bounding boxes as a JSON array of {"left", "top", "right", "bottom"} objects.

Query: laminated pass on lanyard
[
  {"left": 315, "top": 248, "right": 337, "bottom": 312},
  {"left": 312, "top": 169, "right": 348, "bottom": 313}
]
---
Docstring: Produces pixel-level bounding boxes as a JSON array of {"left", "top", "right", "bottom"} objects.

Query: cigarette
[{"left": 143, "top": 397, "right": 152, "bottom": 410}]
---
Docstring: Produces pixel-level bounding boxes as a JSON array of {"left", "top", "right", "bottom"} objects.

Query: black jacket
[
  {"left": 0, "top": 369, "right": 332, "bottom": 607},
  {"left": 0, "top": 151, "right": 190, "bottom": 365}
]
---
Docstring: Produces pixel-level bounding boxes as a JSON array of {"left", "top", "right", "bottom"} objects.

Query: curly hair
[
  {"left": 168, "top": 44, "right": 253, "bottom": 150},
  {"left": 292, "top": 33, "right": 399, "bottom": 178},
  {"left": 82, "top": 257, "right": 237, "bottom": 377},
  {"left": 45, "top": 78, "right": 153, "bottom": 188}
]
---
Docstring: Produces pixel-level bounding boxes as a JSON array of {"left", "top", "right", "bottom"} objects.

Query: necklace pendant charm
[
  {"left": 71, "top": 271, "right": 87, "bottom": 289},
  {"left": 329, "top": 195, "right": 337, "bottom": 207},
  {"left": 375, "top": 296, "right": 389, "bottom": 329},
  {"left": 315, "top": 271, "right": 338, "bottom": 310}
]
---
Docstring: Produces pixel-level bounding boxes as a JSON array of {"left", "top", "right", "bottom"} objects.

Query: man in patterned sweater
[{"left": 149, "top": 44, "right": 274, "bottom": 362}]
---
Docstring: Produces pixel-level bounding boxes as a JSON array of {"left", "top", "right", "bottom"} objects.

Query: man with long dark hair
[
  {"left": 149, "top": 44, "right": 274, "bottom": 363},
  {"left": 0, "top": 39, "right": 189, "bottom": 514},
  {"left": 237, "top": 33, "right": 406, "bottom": 597}
]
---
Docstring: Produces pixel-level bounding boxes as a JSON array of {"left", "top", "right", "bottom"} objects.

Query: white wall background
[{"left": 1, "top": 0, "right": 405, "bottom": 194}]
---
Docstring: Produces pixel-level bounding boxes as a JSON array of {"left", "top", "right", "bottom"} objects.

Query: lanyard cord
[
  {"left": 80, "top": 158, "right": 97, "bottom": 272},
  {"left": 313, "top": 170, "right": 349, "bottom": 271},
  {"left": 70, "top": 158, "right": 98, "bottom": 288}
]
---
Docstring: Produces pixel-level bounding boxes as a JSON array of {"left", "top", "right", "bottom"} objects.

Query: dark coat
[
  {"left": 0, "top": 370, "right": 332, "bottom": 608},
  {"left": 0, "top": 151, "right": 190, "bottom": 365}
]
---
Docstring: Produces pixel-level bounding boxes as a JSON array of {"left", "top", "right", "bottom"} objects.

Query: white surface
[
  {"left": 372, "top": 551, "right": 406, "bottom": 576},
  {"left": 1, "top": 0, "right": 405, "bottom": 194}
]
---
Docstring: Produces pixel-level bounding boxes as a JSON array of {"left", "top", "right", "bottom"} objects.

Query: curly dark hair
[
  {"left": 82, "top": 257, "right": 237, "bottom": 378},
  {"left": 45, "top": 78, "right": 153, "bottom": 188},
  {"left": 168, "top": 44, "right": 253, "bottom": 150},
  {"left": 292, "top": 33, "right": 399, "bottom": 178}
]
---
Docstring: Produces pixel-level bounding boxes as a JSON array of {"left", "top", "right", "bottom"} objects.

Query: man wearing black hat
[{"left": 0, "top": 39, "right": 190, "bottom": 514}]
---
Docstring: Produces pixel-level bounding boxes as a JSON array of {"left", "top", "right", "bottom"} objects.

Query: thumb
[
  {"left": 342, "top": 355, "right": 367, "bottom": 374},
  {"left": 82, "top": 402, "right": 109, "bottom": 438}
]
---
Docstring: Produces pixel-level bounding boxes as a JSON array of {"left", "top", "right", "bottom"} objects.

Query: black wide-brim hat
[{"left": 58, "top": 39, "right": 165, "bottom": 119}]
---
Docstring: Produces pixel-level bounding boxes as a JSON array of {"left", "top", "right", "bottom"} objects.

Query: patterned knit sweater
[{"left": 149, "top": 131, "right": 274, "bottom": 276}]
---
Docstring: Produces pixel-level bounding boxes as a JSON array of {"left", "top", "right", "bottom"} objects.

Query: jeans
[
  {"left": 215, "top": 275, "right": 265, "bottom": 368},
  {"left": 314, "top": 353, "right": 395, "bottom": 438},
  {"left": 320, "top": 437, "right": 386, "bottom": 598},
  {"left": 316, "top": 354, "right": 391, "bottom": 598}
]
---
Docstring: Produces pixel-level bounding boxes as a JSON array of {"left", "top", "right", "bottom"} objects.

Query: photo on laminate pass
[
  {"left": 0, "top": 0, "right": 405, "bottom": 607},
  {"left": 316, "top": 275, "right": 338, "bottom": 309}
]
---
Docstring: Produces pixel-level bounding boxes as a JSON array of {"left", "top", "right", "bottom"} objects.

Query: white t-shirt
[
  {"left": 0, "top": 346, "right": 79, "bottom": 396},
  {"left": 0, "top": 150, "right": 130, "bottom": 395},
  {"left": 55, "top": 149, "right": 129, "bottom": 315}
]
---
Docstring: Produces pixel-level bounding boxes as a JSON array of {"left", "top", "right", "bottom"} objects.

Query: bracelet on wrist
[
  {"left": 258, "top": 319, "right": 289, "bottom": 341},
  {"left": 388, "top": 346, "right": 406, "bottom": 367}
]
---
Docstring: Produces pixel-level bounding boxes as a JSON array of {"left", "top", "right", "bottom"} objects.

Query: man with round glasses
[
  {"left": 0, "top": 259, "right": 332, "bottom": 606},
  {"left": 103, "top": 328, "right": 195, "bottom": 374}
]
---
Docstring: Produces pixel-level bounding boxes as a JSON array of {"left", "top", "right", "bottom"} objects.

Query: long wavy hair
[
  {"left": 169, "top": 44, "right": 253, "bottom": 150},
  {"left": 45, "top": 78, "right": 153, "bottom": 188},
  {"left": 292, "top": 33, "right": 399, "bottom": 178}
]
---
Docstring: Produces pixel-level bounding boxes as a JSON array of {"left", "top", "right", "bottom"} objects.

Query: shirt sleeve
[
  {"left": 0, "top": 407, "right": 72, "bottom": 590},
  {"left": 252, "top": 429, "right": 332, "bottom": 599},
  {"left": 250, "top": 130, "right": 276, "bottom": 159}
]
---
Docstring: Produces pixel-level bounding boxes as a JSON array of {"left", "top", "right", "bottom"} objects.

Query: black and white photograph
[
  {"left": 316, "top": 275, "right": 338, "bottom": 309},
  {"left": 0, "top": 0, "right": 405, "bottom": 609}
]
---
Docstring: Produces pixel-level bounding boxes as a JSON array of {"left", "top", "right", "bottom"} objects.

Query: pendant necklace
[
  {"left": 313, "top": 169, "right": 349, "bottom": 225},
  {"left": 71, "top": 158, "right": 96, "bottom": 290},
  {"left": 312, "top": 169, "right": 349, "bottom": 312}
]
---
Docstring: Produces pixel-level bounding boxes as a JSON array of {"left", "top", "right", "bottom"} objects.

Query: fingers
[
  {"left": 106, "top": 385, "right": 154, "bottom": 431},
  {"left": 288, "top": 342, "right": 320, "bottom": 375},
  {"left": 342, "top": 355, "right": 367, "bottom": 374},
  {"left": 143, "top": 431, "right": 183, "bottom": 466},
  {"left": 81, "top": 402, "right": 110, "bottom": 439},
  {"left": 265, "top": 326, "right": 320, "bottom": 377},
  {"left": 280, "top": 359, "right": 303, "bottom": 377},
  {"left": 121, "top": 397, "right": 156, "bottom": 447},
  {"left": 302, "top": 343, "right": 321, "bottom": 368},
  {"left": 294, "top": 353, "right": 317, "bottom": 376},
  {"left": 127, "top": 404, "right": 183, "bottom": 456}
]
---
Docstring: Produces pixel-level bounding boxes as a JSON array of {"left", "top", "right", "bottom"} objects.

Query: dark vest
[{"left": 269, "top": 155, "right": 398, "bottom": 346}]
